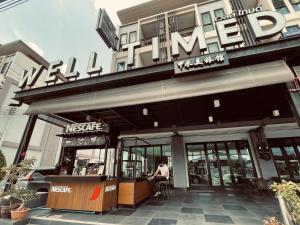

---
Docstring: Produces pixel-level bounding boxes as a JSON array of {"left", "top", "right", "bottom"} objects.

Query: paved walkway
[{"left": 27, "top": 189, "right": 282, "bottom": 225}]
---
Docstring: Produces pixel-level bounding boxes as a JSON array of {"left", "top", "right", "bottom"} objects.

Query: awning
[{"left": 25, "top": 60, "right": 294, "bottom": 115}]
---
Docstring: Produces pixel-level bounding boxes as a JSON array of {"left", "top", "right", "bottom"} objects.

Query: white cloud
[{"left": 27, "top": 42, "right": 45, "bottom": 56}]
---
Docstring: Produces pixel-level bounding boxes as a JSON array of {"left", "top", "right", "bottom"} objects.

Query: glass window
[
  {"left": 289, "top": 0, "right": 300, "bottom": 11},
  {"left": 217, "top": 143, "right": 231, "bottom": 186},
  {"left": 239, "top": 142, "right": 255, "bottom": 177},
  {"left": 207, "top": 42, "right": 220, "bottom": 53},
  {"left": 273, "top": 0, "right": 290, "bottom": 14},
  {"left": 214, "top": 8, "right": 225, "bottom": 18},
  {"left": 286, "top": 25, "right": 300, "bottom": 34},
  {"left": 269, "top": 138, "right": 300, "bottom": 179},
  {"left": 0, "top": 61, "right": 11, "bottom": 74},
  {"left": 206, "top": 143, "right": 221, "bottom": 186},
  {"left": 129, "top": 31, "right": 137, "bottom": 43},
  {"left": 120, "top": 33, "right": 127, "bottom": 45},
  {"left": 116, "top": 61, "right": 126, "bottom": 72},
  {"left": 201, "top": 12, "right": 214, "bottom": 32}
]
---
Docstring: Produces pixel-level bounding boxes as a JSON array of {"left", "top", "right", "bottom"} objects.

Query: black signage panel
[
  {"left": 96, "top": 9, "right": 118, "bottom": 51},
  {"left": 62, "top": 135, "right": 106, "bottom": 147},
  {"left": 174, "top": 51, "right": 230, "bottom": 74}
]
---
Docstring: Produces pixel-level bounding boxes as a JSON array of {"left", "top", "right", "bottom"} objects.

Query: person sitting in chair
[{"left": 150, "top": 159, "right": 169, "bottom": 197}]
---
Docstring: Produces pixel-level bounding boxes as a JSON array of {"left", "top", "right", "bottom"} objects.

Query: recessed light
[
  {"left": 154, "top": 121, "right": 158, "bottom": 127},
  {"left": 208, "top": 116, "right": 213, "bottom": 123},
  {"left": 143, "top": 108, "right": 148, "bottom": 116},
  {"left": 214, "top": 99, "right": 220, "bottom": 108},
  {"left": 272, "top": 110, "right": 280, "bottom": 117}
]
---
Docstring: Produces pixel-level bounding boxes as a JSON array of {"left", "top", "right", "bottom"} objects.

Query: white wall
[{"left": 0, "top": 52, "right": 60, "bottom": 167}]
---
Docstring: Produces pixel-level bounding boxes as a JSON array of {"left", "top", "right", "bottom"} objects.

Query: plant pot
[
  {"left": 10, "top": 208, "right": 29, "bottom": 221},
  {"left": 1, "top": 206, "right": 13, "bottom": 219}
]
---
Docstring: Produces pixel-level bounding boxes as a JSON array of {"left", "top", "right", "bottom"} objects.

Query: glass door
[
  {"left": 187, "top": 144, "right": 210, "bottom": 186},
  {"left": 187, "top": 141, "right": 256, "bottom": 188},
  {"left": 206, "top": 143, "right": 222, "bottom": 186}
]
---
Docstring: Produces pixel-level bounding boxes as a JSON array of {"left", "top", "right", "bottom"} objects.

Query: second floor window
[
  {"left": 289, "top": 0, "right": 300, "bottom": 11},
  {"left": 129, "top": 31, "right": 137, "bottom": 43},
  {"left": 120, "top": 34, "right": 127, "bottom": 46},
  {"left": 273, "top": 0, "right": 290, "bottom": 14},
  {"left": 214, "top": 8, "right": 225, "bottom": 18},
  {"left": 201, "top": 12, "right": 214, "bottom": 32},
  {"left": 117, "top": 61, "right": 126, "bottom": 72},
  {"left": 286, "top": 25, "right": 300, "bottom": 33},
  {"left": 207, "top": 42, "right": 220, "bottom": 53}
]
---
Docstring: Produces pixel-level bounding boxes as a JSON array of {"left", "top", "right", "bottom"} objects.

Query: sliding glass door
[{"left": 186, "top": 141, "right": 256, "bottom": 187}]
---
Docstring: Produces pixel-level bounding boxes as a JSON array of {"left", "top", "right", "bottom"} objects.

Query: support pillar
[
  {"left": 249, "top": 128, "right": 278, "bottom": 179},
  {"left": 13, "top": 115, "right": 38, "bottom": 165},
  {"left": 171, "top": 134, "right": 188, "bottom": 188}
]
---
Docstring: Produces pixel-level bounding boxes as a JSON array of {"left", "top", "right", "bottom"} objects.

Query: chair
[{"left": 158, "top": 178, "right": 172, "bottom": 200}]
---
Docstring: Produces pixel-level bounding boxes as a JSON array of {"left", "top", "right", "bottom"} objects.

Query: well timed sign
[{"left": 17, "top": 7, "right": 286, "bottom": 90}]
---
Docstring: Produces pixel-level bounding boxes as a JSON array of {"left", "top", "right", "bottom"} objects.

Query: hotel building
[{"left": 12, "top": 0, "right": 300, "bottom": 189}]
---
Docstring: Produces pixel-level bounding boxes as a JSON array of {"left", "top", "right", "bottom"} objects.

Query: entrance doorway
[{"left": 186, "top": 141, "right": 256, "bottom": 188}]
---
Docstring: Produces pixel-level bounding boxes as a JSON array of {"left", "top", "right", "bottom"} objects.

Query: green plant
[
  {"left": 270, "top": 180, "right": 300, "bottom": 223},
  {"left": 0, "top": 158, "right": 38, "bottom": 211},
  {"left": 0, "top": 150, "right": 6, "bottom": 181}
]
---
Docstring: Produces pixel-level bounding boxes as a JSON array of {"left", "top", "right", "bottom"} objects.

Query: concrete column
[
  {"left": 171, "top": 135, "right": 188, "bottom": 188},
  {"left": 249, "top": 129, "right": 278, "bottom": 179}
]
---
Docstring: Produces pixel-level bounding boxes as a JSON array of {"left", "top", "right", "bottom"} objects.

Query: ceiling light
[
  {"left": 154, "top": 121, "right": 158, "bottom": 127},
  {"left": 208, "top": 116, "right": 213, "bottom": 123},
  {"left": 143, "top": 108, "right": 149, "bottom": 116},
  {"left": 214, "top": 99, "right": 220, "bottom": 108},
  {"left": 272, "top": 110, "right": 280, "bottom": 117}
]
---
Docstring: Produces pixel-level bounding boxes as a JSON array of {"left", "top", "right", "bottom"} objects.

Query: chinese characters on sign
[
  {"left": 62, "top": 136, "right": 106, "bottom": 147},
  {"left": 174, "top": 52, "right": 229, "bottom": 74}
]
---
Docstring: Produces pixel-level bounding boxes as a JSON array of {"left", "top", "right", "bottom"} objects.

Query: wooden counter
[
  {"left": 118, "top": 179, "right": 153, "bottom": 207},
  {"left": 46, "top": 176, "right": 117, "bottom": 213}
]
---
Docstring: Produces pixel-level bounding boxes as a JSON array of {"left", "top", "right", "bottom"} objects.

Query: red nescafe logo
[{"left": 89, "top": 187, "right": 101, "bottom": 200}]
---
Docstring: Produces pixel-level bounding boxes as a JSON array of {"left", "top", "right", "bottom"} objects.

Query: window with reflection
[
  {"left": 201, "top": 12, "right": 214, "bottom": 32},
  {"left": 121, "top": 145, "right": 172, "bottom": 179},
  {"left": 208, "top": 42, "right": 220, "bottom": 53},
  {"left": 238, "top": 141, "right": 255, "bottom": 177},
  {"left": 186, "top": 141, "right": 256, "bottom": 187},
  {"left": 273, "top": 0, "right": 290, "bottom": 14},
  {"left": 289, "top": 0, "right": 300, "bottom": 11},
  {"left": 269, "top": 138, "right": 300, "bottom": 179}
]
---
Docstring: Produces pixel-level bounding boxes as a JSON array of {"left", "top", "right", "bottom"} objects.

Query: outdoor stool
[{"left": 158, "top": 180, "right": 170, "bottom": 200}]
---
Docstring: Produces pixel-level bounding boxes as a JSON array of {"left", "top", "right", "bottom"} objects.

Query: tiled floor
[{"left": 27, "top": 189, "right": 282, "bottom": 225}]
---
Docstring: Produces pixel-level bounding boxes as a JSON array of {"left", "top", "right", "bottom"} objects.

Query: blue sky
[{"left": 0, "top": 0, "right": 149, "bottom": 75}]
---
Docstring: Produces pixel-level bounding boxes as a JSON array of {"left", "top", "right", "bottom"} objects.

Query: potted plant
[
  {"left": 270, "top": 180, "right": 300, "bottom": 225},
  {"left": 0, "top": 158, "right": 38, "bottom": 220}
]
